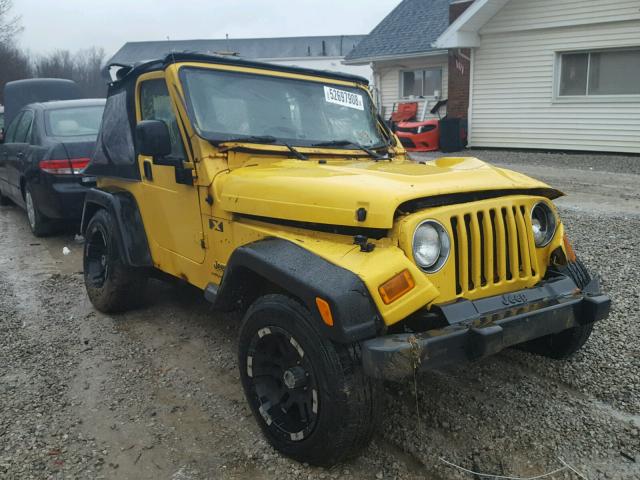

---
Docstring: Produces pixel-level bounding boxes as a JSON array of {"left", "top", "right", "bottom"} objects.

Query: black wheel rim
[
  {"left": 85, "top": 226, "right": 109, "bottom": 288},
  {"left": 246, "top": 326, "right": 319, "bottom": 442}
]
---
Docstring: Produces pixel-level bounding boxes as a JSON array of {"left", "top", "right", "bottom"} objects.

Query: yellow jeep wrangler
[{"left": 81, "top": 53, "right": 610, "bottom": 466}]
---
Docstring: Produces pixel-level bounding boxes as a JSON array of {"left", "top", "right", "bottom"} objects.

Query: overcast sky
[{"left": 14, "top": 0, "right": 400, "bottom": 58}]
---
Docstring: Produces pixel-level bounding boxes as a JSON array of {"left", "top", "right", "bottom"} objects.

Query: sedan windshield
[
  {"left": 180, "top": 67, "right": 387, "bottom": 148},
  {"left": 45, "top": 106, "right": 104, "bottom": 138}
]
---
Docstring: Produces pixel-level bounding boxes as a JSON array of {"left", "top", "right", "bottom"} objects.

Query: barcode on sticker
[{"left": 324, "top": 86, "right": 364, "bottom": 110}]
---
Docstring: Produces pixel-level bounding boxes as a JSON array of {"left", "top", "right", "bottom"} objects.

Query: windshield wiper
[
  {"left": 312, "top": 140, "right": 386, "bottom": 160},
  {"left": 282, "top": 142, "right": 308, "bottom": 160},
  {"left": 215, "top": 135, "right": 278, "bottom": 145},
  {"left": 214, "top": 135, "right": 308, "bottom": 160}
]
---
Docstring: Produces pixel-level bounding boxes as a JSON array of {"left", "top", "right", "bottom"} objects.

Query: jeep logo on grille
[{"left": 501, "top": 292, "right": 528, "bottom": 306}]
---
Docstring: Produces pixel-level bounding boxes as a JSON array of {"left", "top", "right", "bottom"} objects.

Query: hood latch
[{"left": 354, "top": 235, "right": 375, "bottom": 253}]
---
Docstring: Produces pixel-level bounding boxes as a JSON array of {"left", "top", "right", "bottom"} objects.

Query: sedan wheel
[
  {"left": 24, "top": 185, "right": 52, "bottom": 237},
  {"left": 25, "top": 190, "right": 36, "bottom": 229}
]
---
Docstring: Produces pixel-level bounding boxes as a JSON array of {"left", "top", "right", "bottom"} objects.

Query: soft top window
[{"left": 84, "top": 88, "right": 139, "bottom": 179}]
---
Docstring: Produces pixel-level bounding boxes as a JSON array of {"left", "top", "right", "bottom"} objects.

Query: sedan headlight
[
  {"left": 531, "top": 202, "right": 557, "bottom": 247},
  {"left": 413, "top": 220, "right": 450, "bottom": 272}
]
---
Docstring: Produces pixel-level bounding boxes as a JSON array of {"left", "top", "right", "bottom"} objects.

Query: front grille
[
  {"left": 396, "top": 124, "right": 438, "bottom": 135},
  {"left": 399, "top": 137, "right": 416, "bottom": 148},
  {"left": 450, "top": 204, "right": 538, "bottom": 295},
  {"left": 396, "top": 126, "right": 419, "bottom": 134}
]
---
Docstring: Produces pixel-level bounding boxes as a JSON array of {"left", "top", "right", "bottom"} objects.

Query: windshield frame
[{"left": 177, "top": 65, "right": 393, "bottom": 150}]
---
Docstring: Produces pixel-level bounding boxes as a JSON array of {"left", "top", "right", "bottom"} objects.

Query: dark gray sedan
[{"left": 0, "top": 99, "right": 105, "bottom": 236}]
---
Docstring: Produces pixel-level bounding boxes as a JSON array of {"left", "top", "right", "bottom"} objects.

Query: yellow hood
[{"left": 215, "top": 156, "right": 561, "bottom": 229}]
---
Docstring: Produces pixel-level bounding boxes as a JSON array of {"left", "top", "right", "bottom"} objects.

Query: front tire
[
  {"left": 521, "top": 258, "right": 594, "bottom": 359},
  {"left": 238, "top": 294, "right": 382, "bottom": 466},
  {"left": 83, "top": 208, "right": 147, "bottom": 313},
  {"left": 25, "top": 184, "right": 53, "bottom": 237}
]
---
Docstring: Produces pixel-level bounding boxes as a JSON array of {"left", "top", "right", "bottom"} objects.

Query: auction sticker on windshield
[{"left": 324, "top": 86, "right": 364, "bottom": 110}]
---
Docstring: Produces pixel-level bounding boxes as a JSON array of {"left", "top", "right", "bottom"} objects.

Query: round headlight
[
  {"left": 531, "top": 202, "right": 557, "bottom": 247},
  {"left": 413, "top": 220, "right": 450, "bottom": 272}
]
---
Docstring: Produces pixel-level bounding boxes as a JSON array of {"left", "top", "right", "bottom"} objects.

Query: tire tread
[
  {"left": 239, "top": 294, "right": 381, "bottom": 466},
  {"left": 84, "top": 209, "right": 147, "bottom": 313}
]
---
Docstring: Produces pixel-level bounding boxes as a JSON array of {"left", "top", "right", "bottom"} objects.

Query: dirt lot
[{"left": 1, "top": 150, "right": 639, "bottom": 480}]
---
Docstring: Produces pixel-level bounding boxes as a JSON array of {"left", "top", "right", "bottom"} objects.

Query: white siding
[
  {"left": 470, "top": 0, "right": 640, "bottom": 153},
  {"left": 373, "top": 55, "right": 448, "bottom": 120},
  {"left": 482, "top": 0, "right": 640, "bottom": 34}
]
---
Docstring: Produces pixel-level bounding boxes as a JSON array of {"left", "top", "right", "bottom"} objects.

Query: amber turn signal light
[
  {"left": 315, "top": 297, "right": 334, "bottom": 326},
  {"left": 379, "top": 269, "right": 415, "bottom": 305},
  {"left": 563, "top": 234, "right": 577, "bottom": 263}
]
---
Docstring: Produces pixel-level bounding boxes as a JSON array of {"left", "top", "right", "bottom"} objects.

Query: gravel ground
[
  {"left": 1, "top": 150, "right": 639, "bottom": 479},
  {"left": 416, "top": 148, "right": 640, "bottom": 176}
]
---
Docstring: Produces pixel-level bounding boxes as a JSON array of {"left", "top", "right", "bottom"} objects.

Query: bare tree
[
  {"left": 33, "top": 47, "right": 107, "bottom": 98},
  {"left": 0, "top": 0, "right": 22, "bottom": 44},
  {"left": 33, "top": 49, "right": 75, "bottom": 79},
  {"left": 0, "top": 0, "right": 107, "bottom": 101},
  {"left": 0, "top": 0, "right": 26, "bottom": 104},
  {"left": 74, "top": 47, "right": 107, "bottom": 98},
  {"left": 0, "top": 42, "right": 30, "bottom": 104}
]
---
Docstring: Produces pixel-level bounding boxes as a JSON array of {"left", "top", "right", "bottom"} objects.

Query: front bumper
[{"left": 361, "top": 276, "right": 610, "bottom": 380}]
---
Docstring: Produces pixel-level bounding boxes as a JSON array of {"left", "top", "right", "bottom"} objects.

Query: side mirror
[{"left": 136, "top": 120, "right": 172, "bottom": 160}]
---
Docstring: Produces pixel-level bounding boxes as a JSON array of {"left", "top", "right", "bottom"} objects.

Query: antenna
[{"left": 167, "top": 35, "right": 177, "bottom": 65}]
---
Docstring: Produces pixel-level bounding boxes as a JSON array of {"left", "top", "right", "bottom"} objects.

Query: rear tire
[
  {"left": 520, "top": 258, "right": 594, "bottom": 359},
  {"left": 25, "top": 184, "right": 53, "bottom": 237},
  {"left": 83, "top": 208, "right": 147, "bottom": 313},
  {"left": 238, "top": 294, "right": 382, "bottom": 466}
]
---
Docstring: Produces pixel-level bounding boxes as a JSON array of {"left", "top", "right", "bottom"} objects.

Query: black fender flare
[
  {"left": 80, "top": 188, "right": 152, "bottom": 268},
  {"left": 206, "top": 238, "right": 383, "bottom": 344}
]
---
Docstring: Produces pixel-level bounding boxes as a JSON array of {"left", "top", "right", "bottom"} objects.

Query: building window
[
  {"left": 401, "top": 68, "right": 442, "bottom": 98},
  {"left": 559, "top": 48, "right": 640, "bottom": 97}
]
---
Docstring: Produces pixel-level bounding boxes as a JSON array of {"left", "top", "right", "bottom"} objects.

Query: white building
[
  {"left": 344, "top": 0, "right": 454, "bottom": 121},
  {"left": 435, "top": 0, "right": 640, "bottom": 154}
]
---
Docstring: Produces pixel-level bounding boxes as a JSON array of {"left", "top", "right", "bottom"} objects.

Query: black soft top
[
  {"left": 86, "top": 52, "right": 370, "bottom": 181},
  {"left": 110, "top": 52, "right": 370, "bottom": 86}
]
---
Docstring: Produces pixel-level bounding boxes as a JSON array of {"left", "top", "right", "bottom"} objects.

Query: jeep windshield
[{"left": 180, "top": 67, "right": 389, "bottom": 150}]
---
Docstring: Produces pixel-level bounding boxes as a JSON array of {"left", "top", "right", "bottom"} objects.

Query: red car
[
  {"left": 391, "top": 99, "right": 456, "bottom": 152},
  {"left": 395, "top": 118, "right": 441, "bottom": 152}
]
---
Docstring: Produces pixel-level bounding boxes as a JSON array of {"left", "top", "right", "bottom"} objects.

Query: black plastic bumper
[
  {"left": 361, "top": 276, "right": 610, "bottom": 380},
  {"left": 33, "top": 174, "right": 93, "bottom": 220}
]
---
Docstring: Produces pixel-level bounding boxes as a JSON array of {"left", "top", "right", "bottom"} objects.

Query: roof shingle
[{"left": 345, "top": 0, "right": 450, "bottom": 63}]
